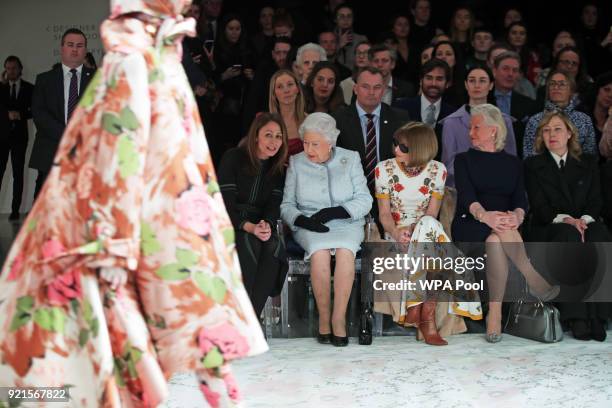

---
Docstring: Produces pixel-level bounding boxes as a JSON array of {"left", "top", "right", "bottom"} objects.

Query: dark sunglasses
[{"left": 392, "top": 138, "right": 410, "bottom": 154}]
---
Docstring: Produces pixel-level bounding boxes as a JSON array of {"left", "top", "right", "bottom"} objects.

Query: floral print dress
[
  {"left": 374, "top": 159, "right": 482, "bottom": 324},
  {"left": 0, "top": 1, "right": 267, "bottom": 407}
]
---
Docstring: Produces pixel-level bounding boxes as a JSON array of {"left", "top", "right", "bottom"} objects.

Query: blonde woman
[{"left": 268, "top": 69, "right": 307, "bottom": 156}]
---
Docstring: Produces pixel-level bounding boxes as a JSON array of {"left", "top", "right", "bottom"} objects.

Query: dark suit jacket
[
  {"left": 332, "top": 102, "right": 411, "bottom": 165},
  {"left": 1, "top": 80, "right": 33, "bottom": 139},
  {"left": 525, "top": 153, "right": 602, "bottom": 238},
  {"left": 393, "top": 95, "right": 456, "bottom": 160},
  {"left": 489, "top": 89, "right": 538, "bottom": 158},
  {"left": 29, "top": 65, "right": 95, "bottom": 173},
  {"left": 392, "top": 77, "right": 416, "bottom": 101},
  {"left": 332, "top": 102, "right": 410, "bottom": 228}
]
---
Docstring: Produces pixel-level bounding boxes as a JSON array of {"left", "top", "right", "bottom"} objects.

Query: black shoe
[
  {"left": 317, "top": 332, "right": 331, "bottom": 344},
  {"left": 331, "top": 334, "right": 348, "bottom": 347},
  {"left": 591, "top": 319, "right": 607, "bottom": 342},
  {"left": 9, "top": 211, "right": 19, "bottom": 221},
  {"left": 570, "top": 319, "right": 591, "bottom": 341}
]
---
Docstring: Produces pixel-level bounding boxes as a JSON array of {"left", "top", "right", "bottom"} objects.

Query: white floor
[{"left": 163, "top": 332, "right": 612, "bottom": 408}]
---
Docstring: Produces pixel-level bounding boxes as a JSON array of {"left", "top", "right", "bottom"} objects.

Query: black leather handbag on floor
[{"left": 504, "top": 298, "right": 563, "bottom": 343}]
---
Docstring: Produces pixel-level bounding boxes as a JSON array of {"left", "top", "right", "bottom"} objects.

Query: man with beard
[
  {"left": 242, "top": 37, "right": 293, "bottom": 132},
  {"left": 395, "top": 58, "right": 456, "bottom": 159}
]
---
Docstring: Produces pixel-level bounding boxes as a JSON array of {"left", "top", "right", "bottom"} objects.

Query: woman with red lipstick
[
  {"left": 218, "top": 112, "right": 289, "bottom": 318},
  {"left": 304, "top": 61, "right": 346, "bottom": 114},
  {"left": 525, "top": 111, "right": 610, "bottom": 341},
  {"left": 441, "top": 66, "right": 517, "bottom": 187}
]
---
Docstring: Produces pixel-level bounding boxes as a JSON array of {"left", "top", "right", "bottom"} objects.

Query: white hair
[
  {"left": 298, "top": 112, "right": 340, "bottom": 145},
  {"left": 296, "top": 43, "right": 327, "bottom": 65},
  {"left": 471, "top": 103, "right": 507, "bottom": 151}
]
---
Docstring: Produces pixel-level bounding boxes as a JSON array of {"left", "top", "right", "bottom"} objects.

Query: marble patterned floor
[{"left": 163, "top": 333, "right": 612, "bottom": 408}]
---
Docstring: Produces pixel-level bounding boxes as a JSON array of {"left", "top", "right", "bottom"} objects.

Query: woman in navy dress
[{"left": 452, "top": 104, "right": 559, "bottom": 343}]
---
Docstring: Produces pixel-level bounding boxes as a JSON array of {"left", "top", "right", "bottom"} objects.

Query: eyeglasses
[
  {"left": 392, "top": 138, "right": 410, "bottom": 153},
  {"left": 559, "top": 59, "right": 579, "bottom": 67},
  {"left": 549, "top": 80, "right": 569, "bottom": 89}
]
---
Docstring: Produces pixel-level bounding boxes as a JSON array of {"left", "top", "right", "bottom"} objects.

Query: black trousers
[
  {"left": 235, "top": 230, "right": 284, "bottom": 318},
  {"left": 0, "top": 131, "right": 27, "bottom": 213},
  {"left": 33, "top": 169, "right": 49, "bottom": 200},
  {"left": 545, "top": 222, "right": 612, "bottom": 322}
]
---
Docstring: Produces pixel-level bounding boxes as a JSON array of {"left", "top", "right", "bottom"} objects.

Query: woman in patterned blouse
[{"left": 374, "top": 122, "right": 482, "bottom": 346}]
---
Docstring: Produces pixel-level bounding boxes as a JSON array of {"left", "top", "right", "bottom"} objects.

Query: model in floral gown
[
  {"left": 0, "top": 1, "right": 267, "bottom": 406},
  {"left": 374, "top": 122, "right": 481, "bottom": 345}
]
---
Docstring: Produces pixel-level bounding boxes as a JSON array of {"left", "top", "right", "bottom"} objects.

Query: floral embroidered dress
[
  {"left": 373, "top": 158, "right": 482, "bottom": 324},
  {"left": 0, "top": 1, "right": 267, "bottom": 407}
]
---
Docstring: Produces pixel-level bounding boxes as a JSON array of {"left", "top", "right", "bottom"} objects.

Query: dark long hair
[
  {"left": 304, "top": 61, "right": 345, "bottom": 113},
  {"left": 214, "top": 14, "right": 251, "bottom": 68},
  {"left": 244, "top": 112, "right": 288, "bottom": 176}
]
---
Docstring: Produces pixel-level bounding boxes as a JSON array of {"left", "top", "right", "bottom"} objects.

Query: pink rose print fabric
[{"left": 0, "top": 1, "right": 267, "bottom": 406}]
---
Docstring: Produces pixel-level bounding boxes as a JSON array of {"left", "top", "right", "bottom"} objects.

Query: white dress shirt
[
  {"left": 382, "top": 77, "right": 394, "bottom": 106},
  {"left": 420, "top": 94, "right": 441, "bottom": 123}
]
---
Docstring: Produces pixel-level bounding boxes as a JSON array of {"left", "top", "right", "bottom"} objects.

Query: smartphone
[
  {"left": 204, "top": 40, "right": 214, "bottom": 53},
  {"left": 232, "top": 64, "right": 243, "bottom": 70}
]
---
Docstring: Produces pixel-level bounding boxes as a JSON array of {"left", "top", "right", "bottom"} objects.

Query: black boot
[{"left": 358, "top": 302, "right": 373, "bottom": 345}]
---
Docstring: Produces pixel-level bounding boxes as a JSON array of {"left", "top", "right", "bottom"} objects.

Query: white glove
[{"left": 99, "top": 266, "right": 128, "bottom": 290}]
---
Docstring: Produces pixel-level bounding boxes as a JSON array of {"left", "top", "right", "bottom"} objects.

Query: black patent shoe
[
  {"left": 331, "top": 334, "right": 348, "bottom": 347},
  {"left": 317, "top": 332, "right": 331, "bottom": 344}
]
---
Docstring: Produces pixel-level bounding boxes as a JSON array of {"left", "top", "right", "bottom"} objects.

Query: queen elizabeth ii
[{"left": 281, "top": 112, "right": 372, "bottom": 346}]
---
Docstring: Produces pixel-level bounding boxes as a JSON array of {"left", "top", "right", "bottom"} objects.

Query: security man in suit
[
  {"left": 1, "top": 56, "right": 33, "bottom": 220},
  {"left": 30, "top": 28, "right": 95, "bottom": 199}
]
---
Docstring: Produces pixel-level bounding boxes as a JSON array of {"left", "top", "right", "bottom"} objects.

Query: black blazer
[
  {"left": 1, "top": 80, "right": 33, "bottom": 139},
  {"left": 332, "top": 102, "right": 410, "bottom": 165},
  {"left": 29, "top": 65, "right": 95, "bottom": 173},
  {"left": 489, "top": 89, "right": 538, "bottom": 158},
  {"left": 524, "top": 153, "right": 602, "bottom": 227},
  {"left": 393, "top": 95, "right": 456, "bottom": 159},
  {"left": 332, "top": 102, "right": 409, "bottom": 231},
  {"left": 392, "top": 77, "right": 416, "bottom": 101}
]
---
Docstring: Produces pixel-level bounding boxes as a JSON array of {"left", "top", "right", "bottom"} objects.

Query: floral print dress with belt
[
  {"left": 0, "top": 1, "right": 267, "bottom": 407},
  {"left": 374, "top": 158, "right": 482, "bottom": 324}
]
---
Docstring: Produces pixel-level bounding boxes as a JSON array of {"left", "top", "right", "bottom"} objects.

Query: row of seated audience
[
  {"left": 1, "top": 2, "right": 611, "bottom": 347},
  {"left": 217, "top": 62, "right": 612, "bottom": 348}
]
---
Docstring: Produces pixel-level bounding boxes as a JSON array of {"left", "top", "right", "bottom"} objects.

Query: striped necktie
[
  {"left": 364, "top": 113, "right": 377, "bottom": 194},
  {"left": 67, "top": 68, "right": 79, "bottom": 121}
]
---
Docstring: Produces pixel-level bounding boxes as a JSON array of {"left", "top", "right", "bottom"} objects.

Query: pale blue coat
[{"left": 281, "top": 147, "right": 373, "bottom": 259}]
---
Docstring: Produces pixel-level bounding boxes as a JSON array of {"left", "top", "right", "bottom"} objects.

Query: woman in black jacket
[
  {"left": 525, "top": 110, "right": 611, "bottom": 341},
  {"left": 218, "top": 112, "right": 289, "bottom": 317}
]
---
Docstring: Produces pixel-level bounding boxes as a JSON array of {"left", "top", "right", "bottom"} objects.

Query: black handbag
[{"left": 504, "top": 298, "right": 563, "bottom": 343}]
